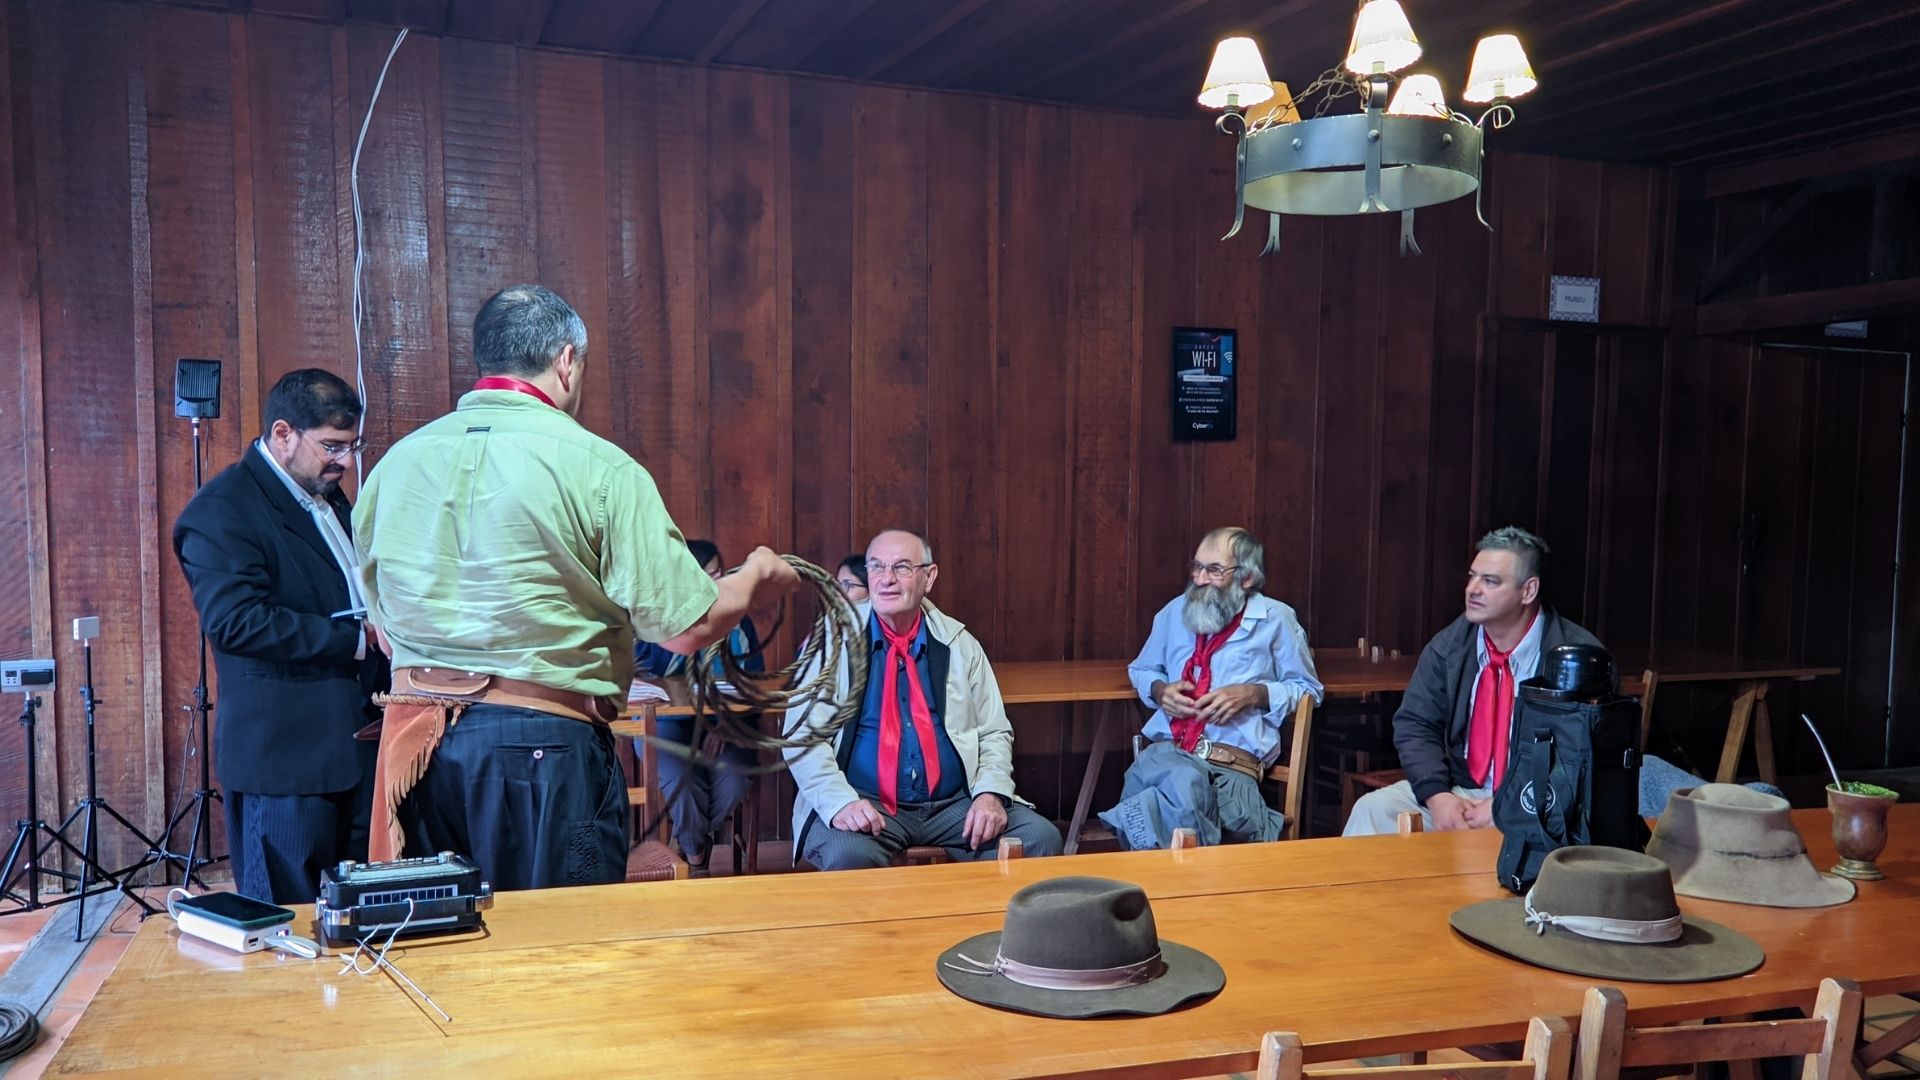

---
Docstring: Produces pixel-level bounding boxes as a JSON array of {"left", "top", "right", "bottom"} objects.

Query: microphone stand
[{"left": 149, "top": 415, "right": 223, "bottom": 886}]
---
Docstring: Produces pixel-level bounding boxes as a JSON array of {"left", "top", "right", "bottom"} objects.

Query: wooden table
[
  {"left": 1626, "top": 659, "right": 1842, "bottom": 786},
  {"left": 994, "top": 656, "right": 1427, "bottom": 851},
  {"left": 50, "top": 806, "right": 1920, "bottom": 1079}
]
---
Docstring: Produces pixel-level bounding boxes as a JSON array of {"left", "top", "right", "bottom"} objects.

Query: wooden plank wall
[{"left": 2, "top": 0, "right": 1908, "bottom": 855}]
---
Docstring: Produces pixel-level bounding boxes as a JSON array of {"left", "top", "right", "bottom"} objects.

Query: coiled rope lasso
[{"left": 636, "top": 555, "right": 868, "bottom": 775}]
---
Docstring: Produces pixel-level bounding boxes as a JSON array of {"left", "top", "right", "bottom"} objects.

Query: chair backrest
[
  {"left": 1259, "top": 1015, "right": 1571, "bottom": 1080},
  {"left": 1265, "top": 694, "right": 1317, "bottom": 841},
  {"left": 1576, "top": 978, "right": 1862, "bottom": 1080},
  {"left": 1636, "top": 668, "right": 1660, "bottom": 750},
  {"left": 1396, "top": 810, "right": 1423, "bottom": 835}
]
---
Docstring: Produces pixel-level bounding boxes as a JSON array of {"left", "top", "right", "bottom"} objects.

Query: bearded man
[{"left": 1098, "top": 527, "right": 1322, "bottom": 849}]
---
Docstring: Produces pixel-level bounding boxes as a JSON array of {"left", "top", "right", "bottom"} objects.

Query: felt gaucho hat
[
  {"left": 1646, "top": 784, "right": 1855, "bottom": 908},
  {"left": 936, "top": 876, "right": 1225, "bottom": 1019},
  {"left": 1450, "top": 846, "right": 1764, "bottom": 982}
]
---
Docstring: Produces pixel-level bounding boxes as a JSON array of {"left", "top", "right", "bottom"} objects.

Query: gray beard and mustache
[{"left": 1183, "top": 579, "right": 1248, "bottom": 635}]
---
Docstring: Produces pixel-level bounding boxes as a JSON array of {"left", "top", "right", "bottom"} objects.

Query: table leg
[
  {"left": 1064, "top": 702, "right": 1113, "bottom": 856},
  {"left": 1715, "top": 681, "right": 1764, "bottom": 784},
  {"left": 1751, "top": 685, "right": 1776, "bottom": 787},
  {"left": 641, "top": 703, "right": 668, "bottom": 844}
]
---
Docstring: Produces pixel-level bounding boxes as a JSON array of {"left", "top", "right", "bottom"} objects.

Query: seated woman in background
[
  {"left": 635, "top": 539, "right": 764, "bottom": 874},
  {"left": 835, "top": 554, "right": 869, "bottom": 605}
]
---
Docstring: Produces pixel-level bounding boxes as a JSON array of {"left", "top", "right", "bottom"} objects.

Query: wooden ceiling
[{"left": 146, "top": 0, "right": 1920, "bottom": 168}]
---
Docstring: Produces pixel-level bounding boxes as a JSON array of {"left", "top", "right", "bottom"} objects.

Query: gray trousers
[
  {"left": 655, "top": 716, "right": 756, "bottom": 862},
  {"left": 1097, "top": 740, "right": 1284, "bottom": 850},
  {"left": 801, "top": 793, "right": 1065, "bottom": 870}
]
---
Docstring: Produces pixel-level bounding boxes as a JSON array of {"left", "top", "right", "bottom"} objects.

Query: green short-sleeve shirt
[{"left": 353, "top": 390, "right": 719, "bottom": 697}]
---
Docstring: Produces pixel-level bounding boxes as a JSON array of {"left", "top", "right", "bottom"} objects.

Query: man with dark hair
[
  {"left": 785, "top": 529, "right": 1063, "bottom": 869},
  {"left": 356, "top": 284, "right": 798, "bottom": 891},
  {"left": 173, "top": 368, "right": 385, "bottom": 903},
  {"left": 1100, "top": 526, "right": 1322, "bottom": 849},
  {"left": 1343, "top": 526, "right": 1604, "bottom": 835}
]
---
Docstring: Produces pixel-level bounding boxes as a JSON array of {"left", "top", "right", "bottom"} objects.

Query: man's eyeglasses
[
  {"left": 867, "top": 561, "right": 932, "bottom": 580},
  {"left": 302, "top": 433, "right": 368, "bottom": 461},
  {"left": 1188, "top": 561, "right": 1240, "bottom": 582}
]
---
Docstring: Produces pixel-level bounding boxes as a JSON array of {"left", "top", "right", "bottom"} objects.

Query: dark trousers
[
  {"left": 655, "top": 716, "right": 757, "bottom": 863},
  {"left": 398, "top": 704, "right": 629, "bottom": 892},
  {"left": 801, "top": 793, "right": 1065, "bottom": 871},
  {"left": 224, "top": 755, "right": 373, "bottom": 905}
]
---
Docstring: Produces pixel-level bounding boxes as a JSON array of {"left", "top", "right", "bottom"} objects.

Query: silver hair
[
  {"left": 1203, "top": 526, "right": 1265, "bottom": 591},
  {"left": 1476, "top": 526, "right": 1550, "bottom": 583},
  {"left": 868, "top": 528, "right": 934, "bottom": 564},
  {"left": 473, "top": 284, "right": 589, "bottom": 378}
]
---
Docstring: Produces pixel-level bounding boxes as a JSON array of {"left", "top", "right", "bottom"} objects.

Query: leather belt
[
  {"left": 389, "top": 667, "right": 619, "bottom": 726},
  {"left": 1185, "top": 738, "right": 1265, "bottom": 782}
]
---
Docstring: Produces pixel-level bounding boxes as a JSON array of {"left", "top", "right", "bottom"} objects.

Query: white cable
[{"left": 349, "top": 28, "right": 410, "bottom": 487}]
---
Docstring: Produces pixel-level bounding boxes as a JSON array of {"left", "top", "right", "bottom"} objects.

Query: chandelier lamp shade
[{"left": 1198, "top": 1, "right": 1537, "bottom": 257}]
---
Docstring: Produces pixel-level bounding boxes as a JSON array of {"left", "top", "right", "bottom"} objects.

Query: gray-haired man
[
  {"left": 1100, "top": 527, "right": 1323, "bottom": 849},
  {"left": 1343, "top": 526, "right": 1603, "bottom": 836}
]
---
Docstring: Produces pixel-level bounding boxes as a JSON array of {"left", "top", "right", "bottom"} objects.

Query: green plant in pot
[{"left": 1805, "top": 714, "right": 1900, "bottom": 881}]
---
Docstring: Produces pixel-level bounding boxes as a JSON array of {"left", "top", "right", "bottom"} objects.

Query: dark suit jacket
[
  {"left": 173, "top": 444, "right": 384, "bottom": 795},
  {"left": 1392, "top": 609, "right": 1604, "bottom": 805}
]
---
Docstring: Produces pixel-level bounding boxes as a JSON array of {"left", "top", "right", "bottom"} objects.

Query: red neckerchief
[
  {"left": 1467, "top": 611, "right": 1538, "bottom": 788},
  {"left": 875, "top": 614, "right": 940, "bottom": 813},
  {"left": 1169, "top": 606, "right": 1247, "bottom": 752},
  {"left": 473, "top": 376, "right": 556, "bottom": 407}
]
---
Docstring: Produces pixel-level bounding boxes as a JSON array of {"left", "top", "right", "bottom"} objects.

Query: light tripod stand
[
  {"left": 0, "top": 629, "right": 165, "bottom": 937},
  {"left": 0, "top": 690, "right": 104, "bottom": 914},
  {"left": 146, "top": 406, "right": 224, "bottom": 887}
]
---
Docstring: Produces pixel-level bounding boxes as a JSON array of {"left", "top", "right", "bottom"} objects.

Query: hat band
[
  {"left": 943, "top": 949, "right": 1165, "bottom": 991},
  {"left": 1523, "top": 889, "right": 1683, "bottom": 944}
]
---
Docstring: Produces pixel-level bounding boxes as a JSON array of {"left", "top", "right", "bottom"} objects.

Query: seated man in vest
[
  {"left": 1099, "top": 527, "right": 1323, "bottom": 849},
  {"left": 785, "top": 529, "right": 1064, "bottom": 869},
  {"left": 1344, "top": 526, "right": 1602, "bottom": 835}
]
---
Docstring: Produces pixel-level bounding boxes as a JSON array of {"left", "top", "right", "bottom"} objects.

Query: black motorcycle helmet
[{"left": 1518, "top": 643, "right": 1615, "bottom": 703}]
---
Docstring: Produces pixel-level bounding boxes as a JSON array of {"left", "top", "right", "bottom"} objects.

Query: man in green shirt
[{"left": 355, "top": 283, "right": 796, "bottom": 890}]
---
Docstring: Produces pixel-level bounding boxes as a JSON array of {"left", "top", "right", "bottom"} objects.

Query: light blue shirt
[{"left": 1129, "top": 592, "right": 1324, "bottom": 765}]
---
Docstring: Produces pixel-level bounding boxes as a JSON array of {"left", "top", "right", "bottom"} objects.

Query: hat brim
[
  {"left": 1668, "top": 868, "right": 1856, "bottom": 909},
  {"left": 935, "top": 931, "right": 1226, "bottom": 1019},
  {"left": 1449, "top": 899, "right": 1763, "bottom": 983}
]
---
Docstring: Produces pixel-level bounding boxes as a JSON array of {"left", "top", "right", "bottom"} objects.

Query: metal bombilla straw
[{"left": 1800, "top": 713, "right": 1846, "bottom": 792}]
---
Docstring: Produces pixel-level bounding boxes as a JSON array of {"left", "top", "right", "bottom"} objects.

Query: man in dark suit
[{"left": 174, "top": 369, "right": 386, "bottom": 903}]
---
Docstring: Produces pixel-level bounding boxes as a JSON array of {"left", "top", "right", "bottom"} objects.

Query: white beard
[{"left": 1182, "top": 580, "right": 1247, "bottom": 635}]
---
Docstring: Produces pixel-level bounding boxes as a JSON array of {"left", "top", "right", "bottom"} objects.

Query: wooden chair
[
  {"left": 621, "top": 706, "right": 690, "bottom": 882},
  {"left": 1636, "top": 668, "right": 1660, "bottom": 752},
  {"left": 1258, "top": 1015, "right": 1571, "bottom": 1080},
  {"left": 1396, "top": 811, "right": 1423, "bottom": 835},
  {"left": 1264, "top": 695, "right": 1317, "bottom": 840},
  {"left": 1575, "top": 979, "right": 1862, "bottom": 1080},
  {"left": 1341, "top": 768, "right": 1407, "bottom": 831}
]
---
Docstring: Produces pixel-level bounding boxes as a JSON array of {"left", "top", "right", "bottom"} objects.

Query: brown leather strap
[
  {"left": 1200, "top": 742, "right": 1264, "bottom": 782},
  {"left": 394, "top": 667, "right": 619, "bottom": 726}
]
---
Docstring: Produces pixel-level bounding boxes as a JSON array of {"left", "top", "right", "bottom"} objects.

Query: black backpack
[{"left": 1493, "top": 695, "right": 1648, "bottom": 893}]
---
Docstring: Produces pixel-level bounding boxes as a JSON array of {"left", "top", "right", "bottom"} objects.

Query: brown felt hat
[
  {"left": 935, "top": 876, "right": 1225, "bottom": 1019},
  {"left": 1646, "top": 784, "right": 1855, "bottom": 908},
  {"left": 1451, "top": 846, "right": 1764, "bottom": 983}
]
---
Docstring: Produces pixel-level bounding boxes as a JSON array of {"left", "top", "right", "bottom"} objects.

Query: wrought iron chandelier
[{"left": 1198, "top": 1, "right": 1538, "bottom": 256}]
